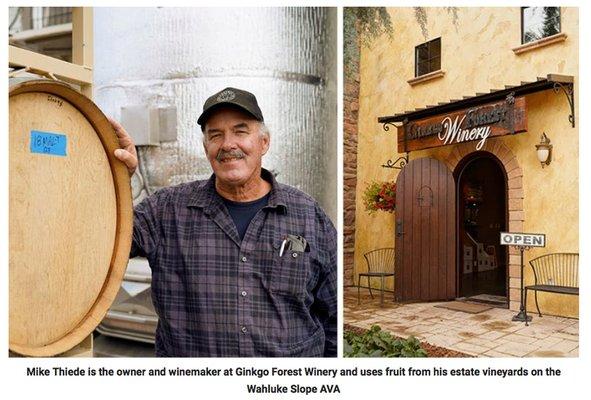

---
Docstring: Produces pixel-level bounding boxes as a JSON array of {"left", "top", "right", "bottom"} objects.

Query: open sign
[{"left": 500, "top": 232, "right": 546, "bottom": 247}]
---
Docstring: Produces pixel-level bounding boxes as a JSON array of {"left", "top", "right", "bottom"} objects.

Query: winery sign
[{"left": 397, "top": 96, "right": 527, "bottom": 153}]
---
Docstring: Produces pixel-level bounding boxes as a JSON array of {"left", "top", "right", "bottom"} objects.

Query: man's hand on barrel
[{"left": 109, "top": 117, "right": 138, "bottom": 177}]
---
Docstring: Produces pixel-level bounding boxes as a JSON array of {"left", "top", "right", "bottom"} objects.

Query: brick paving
[{"left": 344, "top": 287, "right": 578, "bottom": 357}]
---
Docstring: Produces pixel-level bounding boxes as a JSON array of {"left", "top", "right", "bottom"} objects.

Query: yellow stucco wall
[{"left": 354, "top": 7, "right": 578, "bottom": 317}]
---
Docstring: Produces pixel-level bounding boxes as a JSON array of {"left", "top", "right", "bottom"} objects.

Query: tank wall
[{"left": 93, "top": 7, "right": 337, "bottom": 221}]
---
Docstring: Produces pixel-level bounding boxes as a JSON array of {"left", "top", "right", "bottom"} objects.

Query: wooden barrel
[{"left": 9, "top": 79, "right": 133, "bottom": 356}]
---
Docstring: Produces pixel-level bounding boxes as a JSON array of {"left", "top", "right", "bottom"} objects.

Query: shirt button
[
  {"left": 241, "top": 326, "right": 248, "bottom": 334},
  {"left": 292, "top": 252, "right": 298, "bottom": 258},
  {"left": 241, "top": 291, "right": 247, "bottom": 297},
  {"left": 241, "top": 256, "right": 247, "bottom": 262}
]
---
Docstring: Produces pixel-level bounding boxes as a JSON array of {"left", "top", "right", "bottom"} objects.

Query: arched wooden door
[{"left": 395, "top": 158, "right": 456, "bottom": 302}]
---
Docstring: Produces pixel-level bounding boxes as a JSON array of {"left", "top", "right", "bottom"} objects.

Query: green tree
[{"left": 343, "top": 7, "right": 393, "bottom": 75}]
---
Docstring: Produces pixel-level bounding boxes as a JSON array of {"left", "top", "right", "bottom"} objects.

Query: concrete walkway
[{"left": 344, "top": 287, "right": 578, "bottom": 357}]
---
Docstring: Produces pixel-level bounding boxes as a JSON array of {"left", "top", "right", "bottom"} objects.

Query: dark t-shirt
[{"left": 220, "top": 193, "right": 270, "bottom": 240}]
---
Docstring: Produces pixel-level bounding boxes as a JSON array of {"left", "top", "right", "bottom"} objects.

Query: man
[{"left": 111, "top": 87, "right": 337, "bottom": 357}]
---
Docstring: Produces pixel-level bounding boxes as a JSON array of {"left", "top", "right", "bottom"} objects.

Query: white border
[{"left": 3, "top": 1, "right": 589, "bottom": 399}]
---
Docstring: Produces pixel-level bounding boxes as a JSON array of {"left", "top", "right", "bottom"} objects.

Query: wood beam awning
[{"left": 378, "top": 74, "right": 575, "bottom": 129}]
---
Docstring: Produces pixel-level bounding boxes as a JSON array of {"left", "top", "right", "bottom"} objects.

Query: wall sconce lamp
[{"left": 535, "top": 132, "right": 552, "bottom": 168}]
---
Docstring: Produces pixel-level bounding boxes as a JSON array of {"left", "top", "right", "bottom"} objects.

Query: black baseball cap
[{"left": 197, "top": 87, "right": 264, "bottom": 128}]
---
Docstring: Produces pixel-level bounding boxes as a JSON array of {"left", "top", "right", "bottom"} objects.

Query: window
[
  {"left": 415, "top": 38, "right": 441, "bottom": 77},
  {"left": 521, "top": 7, "right": 561, "bottom": 44}
]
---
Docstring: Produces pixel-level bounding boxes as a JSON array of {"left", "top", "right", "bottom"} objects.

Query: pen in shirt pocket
[
  {"left": 279, "top": 237, "right": 288, "bottom": 257},
  {"left": 279, "top": 235, "right": 309, "bottom": 257}
]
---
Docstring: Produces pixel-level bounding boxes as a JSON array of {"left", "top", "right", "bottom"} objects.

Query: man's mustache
[{"left": 216, "top": 149, "right": 246, "bottom": 162}]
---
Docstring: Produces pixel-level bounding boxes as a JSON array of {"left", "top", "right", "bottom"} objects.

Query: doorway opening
[{"left": 455, "top": 152, "right": 508, "bottom": 307}]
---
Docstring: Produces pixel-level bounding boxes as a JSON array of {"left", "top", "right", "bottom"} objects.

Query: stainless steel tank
[{"left": 93, "top": 7, "right": 337, "bottom": 219}]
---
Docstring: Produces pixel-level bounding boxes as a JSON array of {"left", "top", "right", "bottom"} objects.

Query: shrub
[{"left": 344, "top": 325, "right": 428, "bottom": 357}]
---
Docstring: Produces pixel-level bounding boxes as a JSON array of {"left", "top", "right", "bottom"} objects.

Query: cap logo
[{"left": 216, "top": 90, "right": 236, "bottom": 102}]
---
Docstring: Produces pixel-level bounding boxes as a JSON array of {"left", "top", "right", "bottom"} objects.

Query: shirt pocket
[
  {"left": 277, "top": 325, "right": 325, "bottom": 357},
  {"left": 269, "top": 234, "right": 310, "bottom": 297}
]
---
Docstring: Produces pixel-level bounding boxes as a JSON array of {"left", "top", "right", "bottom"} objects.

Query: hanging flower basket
[{"left": 363, "top": 181, "right": 396, "bottom": 214}]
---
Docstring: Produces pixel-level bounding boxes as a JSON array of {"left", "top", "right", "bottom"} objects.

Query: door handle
[{"left": 396, "top": 220, "right": 404, "bottom": 237}]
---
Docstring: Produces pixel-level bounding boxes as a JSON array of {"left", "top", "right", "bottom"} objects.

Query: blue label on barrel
[{"left": 30, "top": 130, "right": 67, "bottom": 156}]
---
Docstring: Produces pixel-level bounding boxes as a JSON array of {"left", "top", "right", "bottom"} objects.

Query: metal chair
[
  {"left": 358, "top": 248, "right": 395, "bottom": 306},
  {"left": 524, "top": 253, "right": 579, "bottom": 325}
]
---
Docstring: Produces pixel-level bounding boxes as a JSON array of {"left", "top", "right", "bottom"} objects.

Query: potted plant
[{"left": 362, "top": 181, "right": 396, "bottom": 214}]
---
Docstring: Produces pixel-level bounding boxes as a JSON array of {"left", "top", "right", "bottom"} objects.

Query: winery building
[{"left": 348, "top": 7, "right": 578, "bottom": 317}]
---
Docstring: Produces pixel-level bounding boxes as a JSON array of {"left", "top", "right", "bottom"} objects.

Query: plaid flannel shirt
[{"left": 131, "top": 169, "right": 337, "bottom": 357}]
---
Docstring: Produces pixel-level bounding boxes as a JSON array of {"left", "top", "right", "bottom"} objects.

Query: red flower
[{"left": 363, "top": 181, "right": 396, "bottom": 214}]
